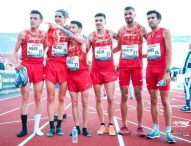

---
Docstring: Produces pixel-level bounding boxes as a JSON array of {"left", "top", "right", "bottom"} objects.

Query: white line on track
[
  {"left": 114, "top": 117, "right": 125, "bottom": 146},
  {"left": 90, "top": 90, "right": 191, "bottom": 144},
  {"left": 0, "top": 97, "right": 47, "bottom": 116},
  {"left": 17, "top": 103, "right": 72, "bottom": 146}
]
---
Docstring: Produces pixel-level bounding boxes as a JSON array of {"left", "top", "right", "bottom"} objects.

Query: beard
[{"left": 125, "top": 18, "right": 133, "bottom": 24}]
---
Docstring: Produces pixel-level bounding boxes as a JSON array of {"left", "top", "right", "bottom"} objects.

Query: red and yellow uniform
[
  {"left": 67, "top": 38, "right": 92, "bottom": 92},
  {"left": 146, "top": 28, "right": 170, "bottom": 90},
  {"left": 21, "top": 30, "right": 46, "bottom": 83},
  {"left": 45, "top": 28, "right": 69, "bottom": 84},
  {"left": 91, "top": 30, "right": 118, "bottom": 84},
  {"left": 118, "top": 24, "right": 143, "bottom": 86}
]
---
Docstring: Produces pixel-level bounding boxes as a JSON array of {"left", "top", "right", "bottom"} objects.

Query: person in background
[{"left": 179, "top": 43, "right": 191, "bottom": 112}]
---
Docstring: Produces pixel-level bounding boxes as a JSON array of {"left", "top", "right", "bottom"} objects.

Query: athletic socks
[{"left": 17, "top": 115, "right": 28, "bottom": 137}]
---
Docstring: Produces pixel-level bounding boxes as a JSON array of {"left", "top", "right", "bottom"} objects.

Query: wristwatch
[{"left": 165, "top": 68, "right": 171, "bottom": 73}]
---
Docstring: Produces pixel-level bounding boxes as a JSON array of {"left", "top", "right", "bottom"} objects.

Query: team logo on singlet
[
  {"left": 27, "top": 43, "right": 43, "bottom": 58},
  {"left": 147, "top": 43, "right": 161, "bottom": 59},
  {"left": 122, "top": 44, "right": 139, "bottom": 59},
  {"left": 95, "top": 45, "right": 111, "bottom": 61}
]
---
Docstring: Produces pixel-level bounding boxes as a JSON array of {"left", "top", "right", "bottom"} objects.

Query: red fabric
[
  {"left": 91, "top": 30, "right": 115, "bottom": 72},
  {"left": 146, "top": 28, "right": 167, "bottom": 68},
  {"left": 118, "top": 24, "right": 143, "bottom": 68},
  {"left": 21, "top": 30, "right": 45, "bottom": 63}
]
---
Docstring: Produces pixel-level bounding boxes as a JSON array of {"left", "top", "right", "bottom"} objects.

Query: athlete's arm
[
  {"left": 12, "top": 31, "right": 24, "bottom": 70},
  {"left": 86, "top": 33, "right": 93, "bottom": 52},
  {"left": 141, "top": 26, "right": 148, "bottom": 58},
  {"left": 109, "top": 30, "right": 118, "bottom": 40},
  {"left": 112, "top": 29, "right": 121, "bottom": 53},
  {"left": 163, "top": 28, "right": 172, "bottom": 83}
]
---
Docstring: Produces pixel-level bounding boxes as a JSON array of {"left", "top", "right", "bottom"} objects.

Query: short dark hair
[
  {"left": 56, "top": 9, "right": 69, "bottom": 18},
  {"left": 146, "top": 10, "right": 162, "bottom": 20},
  {"left": 124, "top": 6, "right": 135, "bottom": 11},
  {"left": 94, "top": 13, "right": 106, "bottom": 19},
  {"left": 71, "top": 21, "right": 82, "bottom": 29},
  {"left": 30, "top": 10, "right": 43, "bottom": 20}
]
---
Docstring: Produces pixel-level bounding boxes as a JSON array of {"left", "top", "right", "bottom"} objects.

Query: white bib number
[
  {"left": 95, "top": 46, "right": 111, "bottom": 60},
  {"left": 66, "top": 56, "right": 79, "bottom": 71},
  {"left": 122, "top": 44, "right": 139, "bottom": 59},
  {"left": 147, "top": 43, "right": 161, "bottom": 60},
  {"left": 27, "top": 43, "right": 43, "bottom": 58},
  {"left": 52, "top": 42, "right": 68, "bottom": 56}
]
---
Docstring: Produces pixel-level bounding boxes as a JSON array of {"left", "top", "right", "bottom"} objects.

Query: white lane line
[
  {"left": 17, "top": 103, "right": 71, "bottom": 146},
  {"left": 114, "top": 117, "right": 125, "bottom": 146},
  {"left": 0, "top": 97, "right": 47, "bottom": 116},
  {"left": 114, "top": 116, "right": 191, "bottom": 144},
  {"left": 89, "top": 91, "right": 125, "bottom": 146}
]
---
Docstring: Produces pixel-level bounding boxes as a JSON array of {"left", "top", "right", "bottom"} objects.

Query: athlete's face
[
  {"left": 94, "top": 16, "right": 106, "bottom": 30},
  {"left": 30, "top": 14, "right": 42, "bottom": 29},
  {"left": 70, "top": 24, "right": 81, "bottom": 34},
  {"left": 55, "top": 12, "right": 66, "bottom": 26},
  {"left": 124, "top": 9, "right": 135, "bottom": 24},
  {"left": 147, "top": 13, "right": 160, "bottom": 29}
]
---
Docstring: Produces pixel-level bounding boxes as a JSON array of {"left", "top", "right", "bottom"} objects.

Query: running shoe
[
  {"left": 179, "top": 106, "right": 191, "bottom": 112},
  {"left": 15, "top": 70, "right": 22, "bottom": 88},
  {"left": 166, "top": 132, "right": 176, "bottom": 144},
  {"left": 146, "top": 129, "right": 160, "bottom": 139},
  {"left": 108, "top": 125, "right": 116, "bottom": 136},
  {"left": 137, "top": 127, "right": 145, "bottom": 137},
  {"left": 97, "top": 125, "right": 106, "bottom": 135},
  {"left": 46, "top": 128, "right": 55, "bottom": 137},
  {"left": 118, "top": 126, "right": 131, "bottom": 135},
  {"left": 56, "top": 127, "right": 64, "bottom": 136}
]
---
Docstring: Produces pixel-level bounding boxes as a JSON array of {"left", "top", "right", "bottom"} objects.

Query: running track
[{"left": 0, "top": 82, "right": 191, "bottom": 146}]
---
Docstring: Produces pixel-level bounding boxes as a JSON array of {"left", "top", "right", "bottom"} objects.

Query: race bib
[
  {"left": 147, "top": 43, "right": 161, "bottom": 59},
  {"left": 27, "top": 43, "right": 43, "bottom": 58},
  {"left": 66, "top": 56, "right": 79, "bottom": 71},
  {"left": 95, "top": 46, "right": 111, "bottom": 60},
  {"left": 122, "top": 44, "right": 139, "bottom": 59},
  {"left": 52, "top": 42, "right": 68, "bottom": 56}
]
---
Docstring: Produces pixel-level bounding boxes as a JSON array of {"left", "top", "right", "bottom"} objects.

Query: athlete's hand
[
  {"left": 14, "top": 62, "right": 21, "bottom": 71},
  {"left": 163, "top": 72, "right": 171, "bottom": 85}
]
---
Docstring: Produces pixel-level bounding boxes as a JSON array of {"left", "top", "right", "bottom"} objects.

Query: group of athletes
[{"left": 13, "top": 6, "right": 177, "bottom": 144}]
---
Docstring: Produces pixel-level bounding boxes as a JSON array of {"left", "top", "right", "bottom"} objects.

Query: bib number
[
  {"left": 27, "top": 43, "right": 43, "bottom": 58},
  {"left": 66, "top": 56, "right": 79, "bottom": 71},
  {"left": 95, "top": 46, "right": 111, "bottom": 60},
  {"left": 52, "top": 42, "right": 68, "bottom": 56},
  {"left": 147, "top": 43, "right": 161, "bottom": 59},
  {"left": 122, "top": 44, "right": 139, "bottom": 59}
]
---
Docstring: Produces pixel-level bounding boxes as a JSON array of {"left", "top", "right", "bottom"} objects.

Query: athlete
[
  {"left": 113, "top": 6, "right": 147, "bottom": 136},
  {"left": 145, "top": 10, "right": 176, "bottom": 144},
  {"left": 13, "top": 10, "right": 46, "bottom": 137},
  {"left": 44, "top": 9, "right": 69, "bottom": 137},
  {"left": 87, "top": 13, "right": 118, "bottom": 136}
]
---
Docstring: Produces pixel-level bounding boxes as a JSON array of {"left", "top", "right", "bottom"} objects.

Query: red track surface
[{"left": 0, "top": 83, "right": 191, "bottom": 146}]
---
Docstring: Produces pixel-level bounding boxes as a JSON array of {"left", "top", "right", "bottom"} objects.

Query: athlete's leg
[
  {"left": 134, "top": 86, "right": 143, "bottom": 127},
  {"left": 70, "top": 91, "right": 80, "bottom": 126},
  {"left": 160, "top": 90, "right": 172, "bottom": 127},
  {"left": 17, "top": 83, "right": 31, "bottom": 137},
  {"left": 104, "top": 81, "right": 115, "bottom": 124},
  {"left": 93, "top": 84, "right": 104, "bottom": 123},
  {"left": 57, "top": 81, "right": 67, "bottom": 120},
  {"left": 33, "top": 81, "right": 44, "bottom": 136},
  {"left": 46, "top": 81, "right": 56, "bottom": 137}
]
